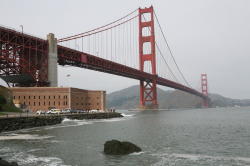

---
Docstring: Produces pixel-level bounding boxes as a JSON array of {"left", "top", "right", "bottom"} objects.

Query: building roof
[{"left": 9, "top": 87, "right": 105, "bottom": 92}]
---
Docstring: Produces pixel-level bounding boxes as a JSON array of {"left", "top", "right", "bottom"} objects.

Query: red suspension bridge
[{"left": 0, "top": 6, "right": 209, "bottom": 108}]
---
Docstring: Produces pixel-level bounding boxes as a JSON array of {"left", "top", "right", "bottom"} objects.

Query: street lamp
[
  {"left": 20, "top": 25, "right": 23, "bottom": 34},
  {"left": 66, "top": 74, "right": 71, "bottom": 87}
]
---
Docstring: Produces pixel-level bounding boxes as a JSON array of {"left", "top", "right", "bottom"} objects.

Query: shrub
[{"left": 0, "top": 95, "right": 6, "bottom": 105}]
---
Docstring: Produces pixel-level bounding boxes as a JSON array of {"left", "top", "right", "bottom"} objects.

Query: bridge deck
[{"left": 0, "top": 26, "right": 208, "bottom": 100}]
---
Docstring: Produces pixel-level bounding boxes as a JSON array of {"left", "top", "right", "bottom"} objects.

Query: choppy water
[{"left": 1, "top": 107, "right": 250, "bottom": 166}]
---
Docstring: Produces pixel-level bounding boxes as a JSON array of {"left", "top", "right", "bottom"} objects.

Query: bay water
[{"left": 1, "top": 107, "right": 250, "bottom": 166}]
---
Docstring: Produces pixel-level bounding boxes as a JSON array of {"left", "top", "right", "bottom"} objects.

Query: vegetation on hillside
[
  {"left": 107, "top": 85, "right": 250, "bottom": 109},
  {"left": 0, "top": 86, "right": 21, "bottom": 113}
]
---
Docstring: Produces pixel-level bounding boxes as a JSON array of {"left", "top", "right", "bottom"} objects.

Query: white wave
[
  {"left": 62, "top": 118, "right": 74, "bottom": 122},
  {"left": 0, "top": 134, "right": 54, "bottom": 140},
  {"left": 171, "top": 153, "right": 200, "bottom": 161},
  {"left": 27, "top": 148, "right": 43, "bottom": 153},
  {"left": 172, "top": 153, "right": 250, "bottom": 162},
  {"left": 62, "top": 118, "right": 93, "bottom": 125},
  {"left": 0, "top": 147, "right": 11, "bottom": 153},
  {"left": 46, "top": 116, "right": 130, "bottom": 131},
  {"left": 121, "top": 113, "right": 135, "bottom": 117},
  {"left": 45, "top": 119, "right": 93, "bottom": 130},
  {"left": 94, "top": 118, "right": 126, "bottom": 123},
  {"left": 152, "top": 152, "right": 250, "bottom": 165},
  {"left": 9, "top": 152, "right": 71, "bottom": 166},
  {"left": 129, "top": 151, "right": 144, "bottom": 155}
]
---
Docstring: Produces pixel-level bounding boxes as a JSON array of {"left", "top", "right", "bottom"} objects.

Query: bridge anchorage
[{"left": 0, "top": 5, "right": 210, "bottom": 109}]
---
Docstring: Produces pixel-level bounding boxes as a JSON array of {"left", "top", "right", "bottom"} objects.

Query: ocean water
[{"left": 1, "top": 107, "right": 250, "bottom": 166}]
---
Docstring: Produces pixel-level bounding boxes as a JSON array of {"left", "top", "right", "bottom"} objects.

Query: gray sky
[{"left": 0, "top": 0, "right": 250, "bottom": 99}]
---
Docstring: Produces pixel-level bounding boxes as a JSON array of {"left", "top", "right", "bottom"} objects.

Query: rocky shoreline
[{"left": 0, "top": 112, "right": 123, "bottom": 133}]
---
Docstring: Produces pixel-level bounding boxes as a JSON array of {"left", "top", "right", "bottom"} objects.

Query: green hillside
[
  {"left": 0, "top": 86, "right": 21, "bottom": 113},
  {"left": 107, "top": 85, "right": 202, "bottom": 109},
  {"left": 107, "top": 85, "right": 250, "bottom": 109}
]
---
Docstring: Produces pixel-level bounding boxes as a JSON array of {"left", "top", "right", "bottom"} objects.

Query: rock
[
  {"left": 0, "top": 158, "right": 18, "bottom": 166},
  {"left": 104, "top": 139, "right": 141, "bottom": 155}
]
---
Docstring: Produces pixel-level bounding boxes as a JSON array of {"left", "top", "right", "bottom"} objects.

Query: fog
[{"left": 0, "top": 0, "right": 250, "bottom": 99}]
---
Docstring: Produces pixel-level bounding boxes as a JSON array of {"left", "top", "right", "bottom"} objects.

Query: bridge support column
[
  {"left": 201, "top": 74, "right": 209, "bottom": 108},
  {"left": 138, "top": 6, "right": 158, "bottom": 110},
  {"left": 47, "top": 33, "right": 58, "bottom": 87}
]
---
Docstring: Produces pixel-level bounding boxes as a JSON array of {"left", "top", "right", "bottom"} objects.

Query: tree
[{"left": 0, "top": 95, "right": 7, "bottom": 105}]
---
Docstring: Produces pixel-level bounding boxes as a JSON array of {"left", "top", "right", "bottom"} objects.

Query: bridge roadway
[
  {"left": 58, "top": 45, "right": 207, "bottom": 99},
  {"left": 0, "top": 26, "right": 208, "bottom": 100}
]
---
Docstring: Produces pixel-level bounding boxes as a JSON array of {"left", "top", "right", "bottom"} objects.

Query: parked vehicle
[
  {"left": 61, "top": 109, "right": 71, "bottom": 114},
  {"left": 78, "top": 110, "right": 85, "bottom": 113},
  {"left": 70, "top": 110, "right": 78, "bottom": 113},
  {"left": 90, "top": 110, "right": 98, "bottom": 113},
  {"left": 36, "top": 110, "right": 46, "bottom": 115},
  {"left": 47, "top": 109, "right": 61, "bottom": 114}
]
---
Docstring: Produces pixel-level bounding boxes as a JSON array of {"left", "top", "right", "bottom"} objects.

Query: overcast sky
[{"left": 0, "top": 0, "right": 250, "bottom": 99}]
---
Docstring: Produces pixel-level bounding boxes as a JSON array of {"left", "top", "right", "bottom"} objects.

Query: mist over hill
[{"left": 107, "top": 85, "right": 250, "bottom": 109}]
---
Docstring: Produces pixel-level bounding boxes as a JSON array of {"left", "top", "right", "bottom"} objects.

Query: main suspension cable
[
  {"left": 58, "top": 8, "right": 138, "bottom": 42},
  {"left": 153, "top": 10, "right": 191, "bottom": 87},
  {"left": 141, "top": 15, "right": 179, "bottom": 83}
]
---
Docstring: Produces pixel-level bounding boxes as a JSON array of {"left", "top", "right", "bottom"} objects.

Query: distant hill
[
  {"left": 107, "top": 85, "right": 250, "bottom": 109},
  {"left": 209, "top": 93, "right": 250, "bottom": 107}
]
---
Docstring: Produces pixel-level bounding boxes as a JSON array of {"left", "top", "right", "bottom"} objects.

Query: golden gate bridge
[{"left": 0, "top": 6, "right": 209, "bottom": 108}]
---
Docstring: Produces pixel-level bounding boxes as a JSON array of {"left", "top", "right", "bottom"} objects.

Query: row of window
[
  {"left": 74, "top": 97, "right": 100, "bottom": 100},
  {"left": 23, "top": 101, "right": 68, "bottom": 106},
  {"left": 22, "top": 102, "right": 100, "bottom": 107},
  {"left": 14, "top": 95, "right": 68, "bottom": 100},
  {"left": 14, "top": 96, "right": 101, "bottom": 101}
]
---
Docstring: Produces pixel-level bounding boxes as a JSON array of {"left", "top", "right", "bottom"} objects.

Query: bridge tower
[
  {"left": 138, "top": 6, "right": 158, "bottom": 109},
  {"left": 201, "top": 74, "right": 209, "bottom": 107},
  {"left": 47, "top": 33, "right": 58, "bottom": 87}
]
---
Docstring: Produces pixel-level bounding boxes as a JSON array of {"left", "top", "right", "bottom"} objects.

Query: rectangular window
[
  {"left": 66, "top": 101, "right": 67, "bottom": 105},
  {"left": 44, "top": 96, "right": 46, "bottom": 99},
  {"left": 29, "top": 96, "right": 31, "bottom": 99},
  {"left": 24, "top": 96, "right": 26, "bottom": 99},
  {"left": 44, "top": 102, "right": 45, "bottom": 106},
  {"left": 49, "top": 96, "right": 50, "bottom": 99},
  {"left": 58, "top": 101, "right": 60, "bottom": 106},
  {"left": 34, "top": 96, "right": 36, "bottom": 99},
  {"left": 34, "top": 102, "right": 36, "bottom": 106},
  {"left": 49, "top": 101, "right": 50, "bottom": 106},
  {"left": 39, "top": 102, "right": 40, "bottom": 106},
  {"left": 54, "top": 96, "right": 55, "bottom": 99},
  {"left": 39, "top": 96, "right": 40, "bottom": 99},
  {"left": 54, "top": 101, "right": 55, "bottom": 106},
  {"left": 59, "top": 95, "right": 60, "bottom": 99},
  {"left": 18, "top": 96, "right": 20, "bottom": 99},
  {"left": 13, "top": 96, "right": 15, "bottom": 99}
]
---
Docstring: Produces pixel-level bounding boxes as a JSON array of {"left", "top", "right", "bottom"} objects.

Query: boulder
[
  {"left": 104, "top": 139, "right": 141, "bottom": 155},
  {"left": 0, "top": 157, "right": 18, "bottom": 166}
]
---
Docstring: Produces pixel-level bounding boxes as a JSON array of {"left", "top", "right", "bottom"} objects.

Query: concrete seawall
[{"left": 0, "top": 112, "right": 123, "bottom": 133}]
